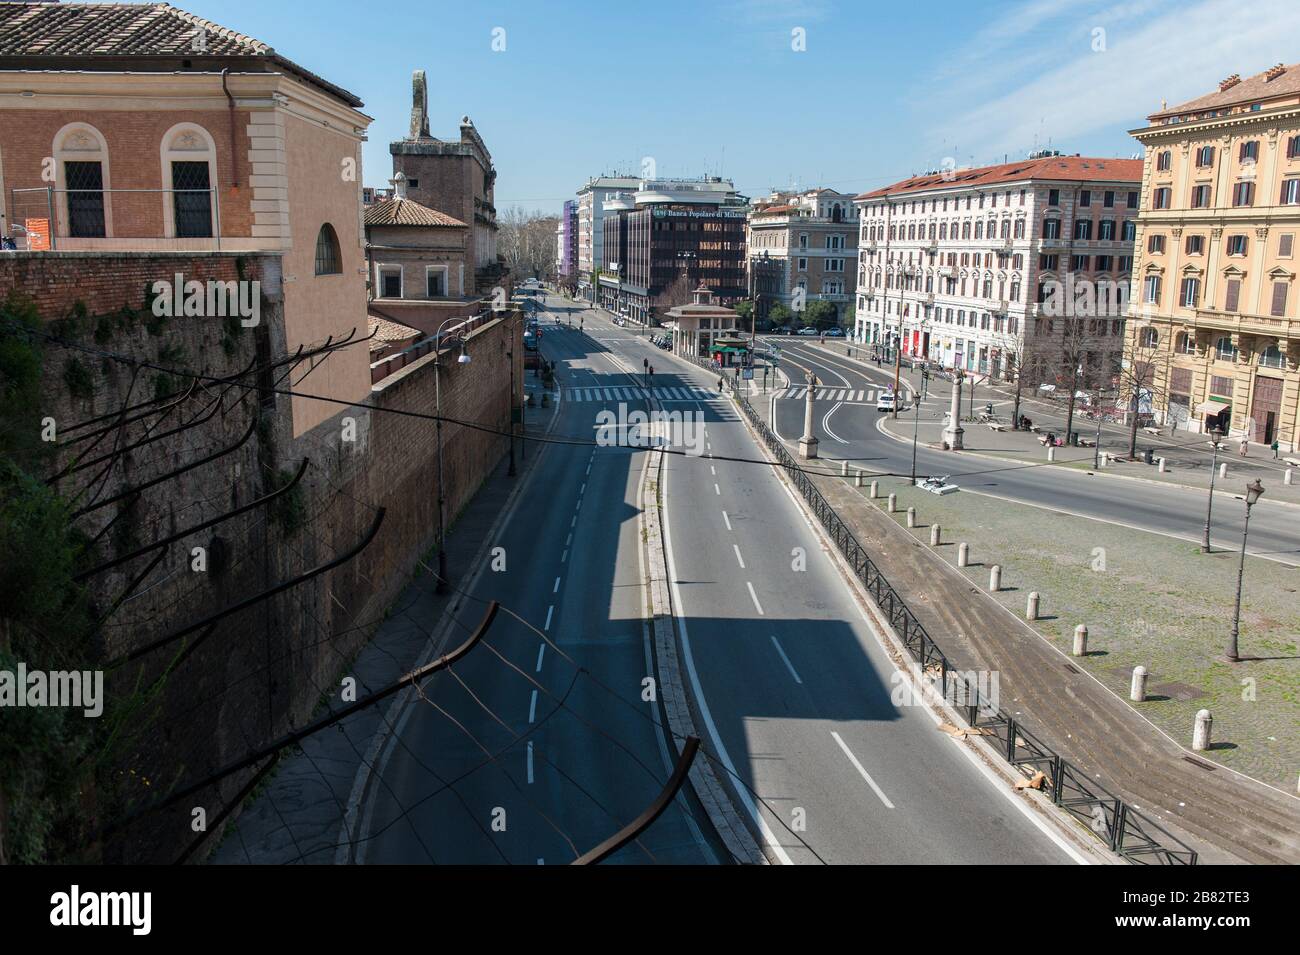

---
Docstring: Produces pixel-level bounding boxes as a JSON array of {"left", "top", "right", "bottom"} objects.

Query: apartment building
[
  {"left": 555, "top": 198, "right": 577, "bottom": 290},
  {"left": 854, "top": 153, "right": 1142, "bottom": 386},
  {"left": 598, "top": 177, "right": 747, "bottom": 325},
  {"left": 575, "top": 175, "right": 641, "bottom": 302},
  {"left": 746, "top": 188, "right": 859, "bottom": 325},
  {"left": 1123, "top": 63, "right": 1300, "bottom": 449}
]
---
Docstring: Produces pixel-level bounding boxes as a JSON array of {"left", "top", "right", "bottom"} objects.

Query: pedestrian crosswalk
[
  {"left": 563, "top": 386, "right": 724, "bottom": 402},
  {"left": 770, "top": 388, "right": 878, "bottom": 402}
]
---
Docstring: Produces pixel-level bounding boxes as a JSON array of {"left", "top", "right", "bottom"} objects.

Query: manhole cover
[{"left": 1152, "top": 681, "right": 1204, "bottom": 702}]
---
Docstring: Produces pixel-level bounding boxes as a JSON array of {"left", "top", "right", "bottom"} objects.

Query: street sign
[{"left": 742, "top": 367, "right": 754, "bottom": 380}]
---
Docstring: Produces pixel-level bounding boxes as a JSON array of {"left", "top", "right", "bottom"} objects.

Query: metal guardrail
[{"left": 730, "top": 383, "right": 1198, "bottom": 865}]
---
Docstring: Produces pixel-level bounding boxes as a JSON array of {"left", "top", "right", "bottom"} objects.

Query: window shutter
[
  {"left": 1281, "top": 234, "right": 1295, "bottom": 257},
  {"left": 1225, "top": 278, "right": 1240, "bottom": 312},
  {"left": 1271, "top": 281, "right": 1288, "bottom": 317}
]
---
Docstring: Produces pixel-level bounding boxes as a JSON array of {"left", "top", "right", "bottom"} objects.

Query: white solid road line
[
  {"left": 660, "top": 461, "right": 794, "bottom": 865},
  {"left": 746, "top": 581, "right": 765, "bottom": 616},
  {"left": 733, "top": 544, "right": 746, "bottom": 569},
  {"left": 821, "top": 402, "right": 849, "bottom": 444},
  {"left": 830, "top": 731, "right": 895, "bottom": 809},
  {"left": 769, "top": 636, "right": 803, "bottom": 684}
]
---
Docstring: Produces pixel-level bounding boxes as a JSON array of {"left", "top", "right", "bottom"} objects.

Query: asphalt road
[
  {"left": 354, "top": 297, "right": 1082, "bottom": 864},
  {"left": 764, "top": 338, "right": 1300, "bottom": 565}
]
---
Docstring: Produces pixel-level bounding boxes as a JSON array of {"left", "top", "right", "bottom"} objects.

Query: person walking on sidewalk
[
  {"left": 1272, "top": 438, "right": 1280, "bottom": 459},
  {"left": 1240, "top": 437, "right": 1249, "bottom": 457}
]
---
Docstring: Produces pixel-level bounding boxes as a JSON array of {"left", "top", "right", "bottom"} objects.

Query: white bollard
[
  {"left": 1047, "top": 446, "right": 1056, "bottom": 462},
  {"left": 855, "top": 471, "right": 864, "bottom": 487},
  {"left": 1220, "top": 462, "right": 1228, "bottom": 480},
  {"left": 1193, "top": 709, "right": 1213, "bottom": 751},
  {"left": 1072, "top": 624, "right": 1088, "bottom": 657},
  {"left": 930, "top": 524, "right": 941, "bottom": 546},
  {"left": 1026, "top": 591, "right": 1040, "bottom": 621},
  {"left": 958, "top": 542, "right": 970, "bottom": 568},
  {"left": 906, "top": 506, "right": 916, "bottom": 528},
  {"left": 988, "top": 564, "right": 1002, "bottom": 592},
  {"left": 869, "top": 480, "right": 879, "bottom": 499},
  {"left": 841, "top": 460, "right": 849, "bottom": 476},
  {"left": 1158, "top": 457, "right": 1167, "bottom": 473},
  {"left": 1286, "top": 469, "right": 1293, "bottom": 487},
  {"left": 887, "top": 493, "right": 897, "bottom": 513},
  {"left": 1130, "top": 665, "right": 1148, "bottom": 702}
]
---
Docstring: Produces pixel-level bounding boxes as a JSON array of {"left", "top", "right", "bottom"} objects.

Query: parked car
[
  {"left": 797, "top": 326, "right": 819, "bottom": 336},
  {"left": 876, "top": 391, "right": 897, "bottom": 412},
  {"left": 772, "top": 325, "right": 793, "bottom": 335},
  {"left": 825, "top": 327, "right": 845, "bottom": 338},
  {"left": 523, "top": 331, "right": 539, "bottom": 352}
]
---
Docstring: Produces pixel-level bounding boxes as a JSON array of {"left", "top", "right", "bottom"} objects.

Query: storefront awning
[{"left": 1194, "top": 400, "right": 1229, "bottom": 415}]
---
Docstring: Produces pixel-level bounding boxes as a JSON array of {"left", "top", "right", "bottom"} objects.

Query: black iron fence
[{"left": 731, "top": 383, "right": 1198, "bottom": 865}]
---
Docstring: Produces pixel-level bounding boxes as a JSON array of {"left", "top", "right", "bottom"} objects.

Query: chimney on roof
[
  {"left": 1266, "top": 63, "right": 1287, "bottom": 81},
  {"left": 392, "top": 171, "right": 408, "bottom": 200},
  {"left": 1219, "top": 73, "right": 1242, "bottom": 92}
]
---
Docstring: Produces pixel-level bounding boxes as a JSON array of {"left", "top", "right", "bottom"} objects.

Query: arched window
[
  {"left": 315, "top": 224, "right": 342, "bottom": 275},
  {"left": 1215, "top": 336, "right": 1238, "bottom": 361},
  {"left": 1259, "top": 344, "right": 1286, "bottom": 369},
  {"left": 1176, "top": 332, "right": 1196, "bottom": 355},
  {"left": 160, "top": 123, "right": 217, "bottom": 239},
  {"left": 1139, "top": 326, "right": 1158, "bottom": 348},
  {"left": 53, "top": 122, "right": 111, "bottom": 238}
]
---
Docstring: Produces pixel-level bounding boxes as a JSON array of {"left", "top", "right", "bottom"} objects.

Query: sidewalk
[
  {"left": 807, "top": 342, "right": 1300, "bottom": 505},
  {"left": 800, "top": 454, "right": 1300, "bottom": 864}
]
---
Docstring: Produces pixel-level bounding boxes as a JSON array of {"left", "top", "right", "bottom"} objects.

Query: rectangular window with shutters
[
  {"left": 1225, "top": 278, "right": 1240, "bottom": 312},
  {"left": 1280, "top": 234, "right": 1294, "bottom": 258},
  {"left": 1271, "top": 281, "right": 1289, "bottom": 317},
  {"left": 1191, "top": 185, "right": 1211, "bottom": 208},
  {"left": 1210, "top": 375, "right": 1233, "bottom": 395},
  {"left": 1170, "top": 367, "right": 1193, "bottom": 394},
  {"left": 65, "top": 160, "right": 106, "bottom": 238}
]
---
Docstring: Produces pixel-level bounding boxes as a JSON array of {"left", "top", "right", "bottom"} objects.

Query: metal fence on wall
[{"left": 731, "top": 382, "right": 1198, "bottom": 865}]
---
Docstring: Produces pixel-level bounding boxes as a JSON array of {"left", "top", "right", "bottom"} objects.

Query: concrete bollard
[
  {"left": 869, "top": 480, "right": 878, "bottom": 499},
  {"left": 1026, "top": 591, "right": 1040, "bottom": 621},
  {"left": 958, "top": 542, "right": 970, "bottom": 567},
  {"left": 1193, "top": 709, "right": 1213, "bottom": 751},
  {"left": 1098, "top": 452, "right": 1107, "bottom": 468},
  {"left": 1047, "top": 446, "right": 1056, "bottom": 462},
  {"left": 1072, "top": 624, "right": 1088, "bottom": 657},
  {"left": 930, "top": 524, "right": 941, "bottom": 546},
  {"left": 841, "top": 460, "right": 849, "bottom": 476},
  {"left": 906, "top": 506, "right": 916, "bottom": 528},
  {"left": 1130, "top": 665, "right": 1148, "bottom": 702},
  {"left": 887, "top": 493, "right": 896, "bottom": 513},
  {"left": 855, "top": 471, "right": 864, "bottom": 487},
  {"left": 1220, "top": 462, "right": 1228, "bottom": 480},
  {"left": 988, "top": 564, "right": 1002, "bottom": 592},
  {"left": 1158, "top": 457, "right": 1167, "bottom": 473},
  {"left": 1286, "top": 469, "right": 1293, "bottom": 487}
]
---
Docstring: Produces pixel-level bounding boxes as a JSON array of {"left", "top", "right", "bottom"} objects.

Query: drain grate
[
  {"left": 1063, "top": 663, "right": 1081, "bottom": 674},
  {"left": 1183, "top": 756, "right": 1216, "bottom": 772}
]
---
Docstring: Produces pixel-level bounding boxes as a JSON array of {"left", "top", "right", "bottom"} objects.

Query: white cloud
[{"left": 925, "top": 0, "right": 1300, "bottom": 161}]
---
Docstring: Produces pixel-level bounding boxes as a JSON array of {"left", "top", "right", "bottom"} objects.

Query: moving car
[
  {"left": 523, "top": 330, "right": 538, "bottom": 352},
  {"left": 876, "top": 390, "right": 897, "bottom": 412}
]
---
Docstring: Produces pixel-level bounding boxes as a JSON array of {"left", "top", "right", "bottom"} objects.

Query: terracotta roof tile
[
  {"left": 855, "top": 156, "right": 1143, "bottom": 202},
  {"left": 0, "top": 2, "right": 363, "bottom": 106},
  {"left": 1151, "top": 62, "right": 1300, "bottom": 120},
  {"left": 364, "top": 196, "right": 467, "bottom": 228}
]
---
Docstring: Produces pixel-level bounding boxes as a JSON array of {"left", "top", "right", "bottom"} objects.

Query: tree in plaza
[
  {"left": 803, "top": 298, "right": 838, "bottom": 329},
  {"left": 768, "top": 302, "right": 793, "bottom": 328},
  {"left": 499, "top": 207, "right": 560, "bottom": 281}
]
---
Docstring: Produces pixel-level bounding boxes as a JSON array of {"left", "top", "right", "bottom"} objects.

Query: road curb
[{"left": 638, "top": 446, "right": 768, "bottom": 865}]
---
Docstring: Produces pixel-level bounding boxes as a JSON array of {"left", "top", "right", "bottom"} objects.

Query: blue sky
[{"left": 185, "top": 0, "right": 1300, "bottom": 214}]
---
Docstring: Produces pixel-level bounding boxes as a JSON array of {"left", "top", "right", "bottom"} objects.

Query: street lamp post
[
  {"left": 433, "top": 318, "right": 473, "bottom": 593},
  {"left": 1226, "top": 478, "right": 1265, "bottom": 663},
  {"left": 1202, "top": 426, "right": 1224, "bottom": 553},
  {"left": 910, "top": 382, "right": 922, "bottom": 485}
]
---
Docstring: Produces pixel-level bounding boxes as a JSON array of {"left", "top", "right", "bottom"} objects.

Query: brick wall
[{"left": 0, "top": 251, "right": 520, "bottom": 861}]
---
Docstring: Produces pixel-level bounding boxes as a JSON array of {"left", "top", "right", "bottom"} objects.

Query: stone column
[
  {"left": 799, "top": 372, "right": 819, "bottom": 459},
  {"left": 943, "top": 374, "right": 964, "bottom": 450}
]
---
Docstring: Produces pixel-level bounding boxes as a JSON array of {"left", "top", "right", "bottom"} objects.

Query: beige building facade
[{"left": 1125, "top": 62, "right": 1300, "bottom": 449}]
